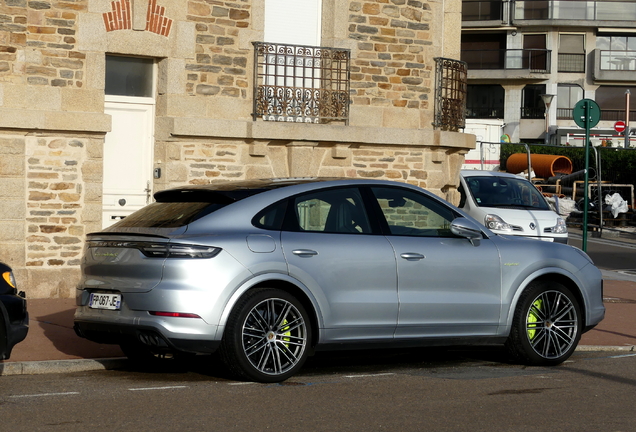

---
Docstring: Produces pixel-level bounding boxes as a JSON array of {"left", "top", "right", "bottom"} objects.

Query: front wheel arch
[
  {"left": 506, "top": 272, "right": 587, "bottom": 329},
  {"left": 505, "top": 280, "right": 582, "bottom": 365}
]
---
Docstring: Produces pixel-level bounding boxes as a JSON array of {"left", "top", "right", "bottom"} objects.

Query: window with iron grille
[
  {"left": 433, "top": 58, "right": 467, "bottom": 131},
  {"left": 252, "top": 42, "right": 350, "bottom": 124}
]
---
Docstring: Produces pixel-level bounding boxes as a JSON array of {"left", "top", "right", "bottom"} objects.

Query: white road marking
[
  {"left": 607, "top": 353, "right": 636, "bottom": 359},
  {"left": 128, "top": 386, "right": 188, "bottom": 391},
  {"left": 10, "top": 392, "right": 80, "bottom": 398},
  {"left": 345, "top": 373, "right": 395, "bottom": 378},
  {"left": 228, "top": 382, "right": 257, "bottom": 386}
]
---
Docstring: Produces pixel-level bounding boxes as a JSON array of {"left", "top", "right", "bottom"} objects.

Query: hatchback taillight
[{"left": 89, "top": 241, "right": 221, "bottom": 259}]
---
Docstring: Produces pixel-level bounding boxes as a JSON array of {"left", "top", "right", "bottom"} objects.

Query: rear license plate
[{"left": 89, "top": 293, "right": 121, "bottom": 310}]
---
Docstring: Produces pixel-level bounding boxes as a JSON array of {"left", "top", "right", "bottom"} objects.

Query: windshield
[{"left": 465, "top": 176, "right": 550, "bottom": 210}]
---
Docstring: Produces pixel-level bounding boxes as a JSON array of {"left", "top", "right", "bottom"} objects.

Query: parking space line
[
  {"left": 607, "top": 353, "right": 636, "bottom": 359},
  {"left": 10, "top": 392, "right": 80, "bottom": 398},
  {"left": 129, "top": 386, "right": 188, "bottom": 391},
  {"left": 345, "top": 373, "right": 395, "bottom": 378}
]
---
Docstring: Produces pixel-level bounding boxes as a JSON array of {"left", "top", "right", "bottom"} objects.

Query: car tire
[
  {"left": 506, "top": 281, "right": 581, "bottom": 366},
  {"left": 219, "top": 288, "right": 311, "bottom": 383}
]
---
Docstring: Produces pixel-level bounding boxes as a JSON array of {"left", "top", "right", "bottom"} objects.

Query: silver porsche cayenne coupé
[{"left": 74, "top": 178, "right": 604, "bottom": 382}]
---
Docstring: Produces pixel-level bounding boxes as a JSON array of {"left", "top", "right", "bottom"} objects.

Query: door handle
[
  {"left": 400, "top": 252, "right": 425, "bottom": 261},
  {"left": 292, "top": 249, "right": 318, "bottom": 257}
]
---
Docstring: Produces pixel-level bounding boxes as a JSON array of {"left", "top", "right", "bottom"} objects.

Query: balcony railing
[
  {"left": 462, "top": 49, "right": 551, "bottom": 73},
  {"left": 252, "top": 42, "right": 350, "bottom": 124},
  {"left": 521, "top": 107, "right": 544, "bottom": 119},
  {"left": 462, "top": 0, "right": 505, "bottom": 21},
  {"left": 598, "top": 50, "right": 636, "bottom": 71},
  {"left": 433, "top": 58, "right": 468, "bottom": 132},
  {"left": 514, "top": 1, "right": 636, "bottom": 21},
  {"left": 558, "top": 53, "right": 585, "bottom": 73},
  {"left": 558, "top": 108, "right": 636, "bottom": 121},
  {"left": 466, "top": 107, "right": 505, "bottom": 119}
]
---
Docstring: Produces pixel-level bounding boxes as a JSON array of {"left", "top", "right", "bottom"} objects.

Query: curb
[
  {"left": 0, "top": 357, "right": 127, "bottom": 376},
  {"left": 1, "top": 346, "right": 634, "bottom": 376},
  {"left": 575, "top": 345, "right": 635, "bottom": 352}
]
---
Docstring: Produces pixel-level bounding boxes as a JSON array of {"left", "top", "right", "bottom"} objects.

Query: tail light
[{"left": 88, "top": 241, "right": 221, "bottom": 259}]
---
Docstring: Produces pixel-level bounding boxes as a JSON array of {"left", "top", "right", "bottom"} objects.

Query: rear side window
[
  {"left": 112, "top": 202, "right": 226, "bottom": 228},
  {"left": 291, "top": 188, "right": 372, "bottom": 234}
]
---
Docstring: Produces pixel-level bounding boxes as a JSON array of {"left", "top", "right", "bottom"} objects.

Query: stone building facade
[{"left": 0, "top": 0, "right": 473, "bottom": 298}]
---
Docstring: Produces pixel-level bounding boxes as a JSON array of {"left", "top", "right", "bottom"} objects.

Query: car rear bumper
[
  {"left": 74, "top": 305, "right": 222, "bottom": 355},
  {"left": 74, "top": 318, "right": 221, "bottom": 354}
]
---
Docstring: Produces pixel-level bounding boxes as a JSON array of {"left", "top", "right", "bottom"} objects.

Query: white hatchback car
[{"left": 458, "top": 170, "right": 568, "bottom": 244}]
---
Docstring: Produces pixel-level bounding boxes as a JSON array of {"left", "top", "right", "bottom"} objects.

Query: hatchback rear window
[{"left": 113, "top": 202, "right": 226, "bottom": 228}]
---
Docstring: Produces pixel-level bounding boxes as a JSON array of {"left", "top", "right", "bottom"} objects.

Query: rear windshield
[
  {"left": 112, "top": 202, "right": 226, "bottom": 228},
  {"left": 111, "top": 187, "right": 270, "bottom": 229}
]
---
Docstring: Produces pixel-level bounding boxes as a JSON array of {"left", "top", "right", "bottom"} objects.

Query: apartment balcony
[
  {"left": 462, "top": 49, "right": 551, "bottom": 80},
  {"left": 514, "top": 0, "right": 636, "bottom": 27},
  {"left": 462, "top": 0, "right": 511, "bottom": 26},
  {"left": 593, "top": 49, "right": 636, "bottom": 82}
]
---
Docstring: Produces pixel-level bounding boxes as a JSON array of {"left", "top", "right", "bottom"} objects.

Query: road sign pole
[
  {"left": 573, "top": 98, "right": 600, "bottom": 252},
  {"left": 582, "top": 100, "right": 590, "bottom": 252}
]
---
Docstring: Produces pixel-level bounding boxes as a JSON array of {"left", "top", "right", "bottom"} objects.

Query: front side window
[
  {"left": 370, "top": 187, "right": 456, "bottom": 237},
  {"left": 292, "top": 188, "right": 371, "bottom": 234}
]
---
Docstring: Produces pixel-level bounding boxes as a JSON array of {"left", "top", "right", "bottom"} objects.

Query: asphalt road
[
  {"left": 2, "top": 349, "right": 636, "bottom": 431},
  {"left": 569, "top": 233, "right": 636, "bottom": 273}
]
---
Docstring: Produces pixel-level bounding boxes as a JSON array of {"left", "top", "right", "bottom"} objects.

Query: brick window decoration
[
  {"left": 103, "top": 0, "right": 173, "bottom": 36},
  {"left": 103, "top": 0, "right": 132, "bottom": 31},
  {"left": 146, "top": 0, "right": 173, "bottom": 36}
]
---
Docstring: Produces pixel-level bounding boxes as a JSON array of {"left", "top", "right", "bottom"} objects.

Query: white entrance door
[{"left": 102, "top": 97, "right": 154, "bottom": 228}]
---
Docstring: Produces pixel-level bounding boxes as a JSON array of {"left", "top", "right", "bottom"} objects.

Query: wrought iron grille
[
  {"left": 252, "top": 42, "right": 350, "bottom": 124},
  {"left": 433, "top": 58, "right": 467, "bottom": 132}
]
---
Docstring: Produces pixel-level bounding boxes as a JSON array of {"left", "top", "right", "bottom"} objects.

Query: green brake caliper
[
  {"left": 527, "top": 299, "right": 543, "bottom": 340},
  {"left": 281, "top": 319, "right": 291, "bottom": 347}
]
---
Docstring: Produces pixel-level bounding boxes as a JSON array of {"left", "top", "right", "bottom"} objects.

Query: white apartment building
[{"left": 461, "top": 0, "right": 636, "bottom": 146}]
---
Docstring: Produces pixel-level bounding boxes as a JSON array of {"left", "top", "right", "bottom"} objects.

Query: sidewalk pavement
[{"left": 1, "top": 275, "right": 635, "bottom": 376}]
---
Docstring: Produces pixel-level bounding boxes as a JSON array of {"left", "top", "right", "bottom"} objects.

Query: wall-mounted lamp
[{"left": 511, "top": 30, "right": 517, "bottom": 36}]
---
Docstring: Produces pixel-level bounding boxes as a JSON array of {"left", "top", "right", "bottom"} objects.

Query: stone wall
[
  {"left": 155, "top": 134, "right": 468, "bottom": 204},
  {"left": 185, "top": 0, "right": 251, "bottom": 99},
  {"left": 348, "top": 0, "right": 432, "bottom": 110},
  {"left": 0, "top": 0, "right": 87, "bottom": 88},
  {"left": 0, "top": 132, "right": 102, "bottom": 298}
]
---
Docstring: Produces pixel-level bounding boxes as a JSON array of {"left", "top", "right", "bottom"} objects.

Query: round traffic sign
[
  {"left": 573, "top": 99, "right": 601, "bottom": 129},
  {"left": 615, "top": 120, "right": 626, "bottom": 133}
]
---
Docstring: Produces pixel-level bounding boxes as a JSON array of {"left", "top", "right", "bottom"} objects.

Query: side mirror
[{"left": 450, "top": 217, "right": 484, "bottom": 247}]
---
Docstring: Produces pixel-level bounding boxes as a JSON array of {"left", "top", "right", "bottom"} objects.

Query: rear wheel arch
[{"left": 223, "top": 279, "right": 320, "bottom": 349}]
